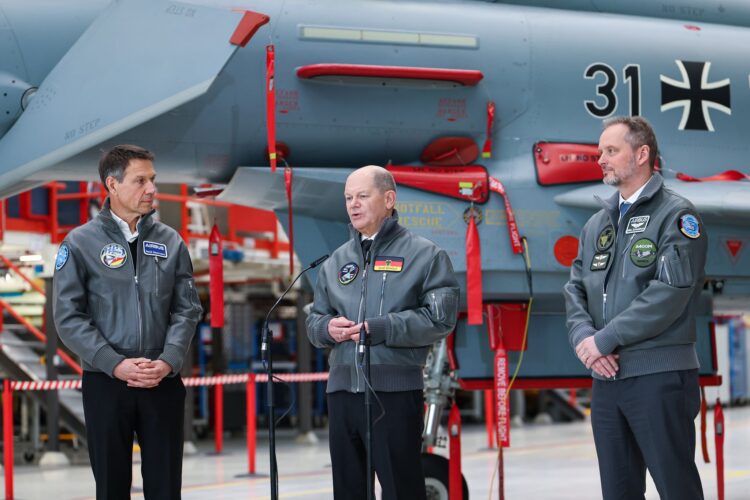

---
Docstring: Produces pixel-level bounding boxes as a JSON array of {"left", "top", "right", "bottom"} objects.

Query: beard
[
  {"left": 603, "top": 173, "right": 621, "bottom": 186},
  {"left": 602, "top": 158, "right": 638, "bottom": 187}
]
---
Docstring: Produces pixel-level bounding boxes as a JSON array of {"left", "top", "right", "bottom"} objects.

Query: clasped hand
[
  {"left": 575, "top": 336, "right": 619, "bottom": 378},
  {"left": 328, "top": 316, "right": 368, "bottom": 343},
  {"left": 113, "top": 358, "right": 172, "bottom": 388}
]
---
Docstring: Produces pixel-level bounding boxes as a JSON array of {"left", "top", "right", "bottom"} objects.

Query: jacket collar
[
  {"left": 97, "top": 197, "right": 156, "bottom": 237},
  {"left": 595, "top": 175, "right": 663, "bottom": 225},
  {"left": 348, "top": 209, "right": 405, "bottom": 250}
]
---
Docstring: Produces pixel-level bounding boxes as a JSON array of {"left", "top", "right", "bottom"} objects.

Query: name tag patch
[
  {"left": 625, "top": 215, "right": 650, "bottom": 234},
  {"left": 373, "top": 256, "right": 404, "bottom": 272},
  {"left": 338, "top": 262, "right": 359, "bottom": 285},
  {"left": 144, "top": 241, "right": 168, "bottom": 258},
  {"left": 100, "top": 243, "right": 128, "bottom": 269},
  {"left": 630, "top": 238, "right": 657, "bottom": 267},
  {"left": 590, "top": 253, "right": 610, "bottom": 271}
]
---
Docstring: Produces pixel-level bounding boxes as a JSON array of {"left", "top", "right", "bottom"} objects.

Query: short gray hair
[
  {"left": 99, "top": 144, "right": 154, "bottom": 192},
  {"left": 603, "top": 116, "right": 659, "bottom": 170},
  {"left": 372, "top": 167, "right": 396, "bottom": 194}
]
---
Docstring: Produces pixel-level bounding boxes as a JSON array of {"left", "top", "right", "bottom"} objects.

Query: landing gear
[{"left": 422, "top": 453, "right": 469, "bottom": 500}]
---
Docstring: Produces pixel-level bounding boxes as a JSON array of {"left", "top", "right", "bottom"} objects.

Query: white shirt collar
[
  {"left": 361, "top": 232, "right": 378, "bottom": 242},
  {"left": 619, "top": 175, "right": 654, "bottom": 207},
  {"left": 110, "top": 211, "right": 139, "bottom": 243}
]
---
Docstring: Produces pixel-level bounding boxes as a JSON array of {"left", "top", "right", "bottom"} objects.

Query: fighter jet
[{"left": 1, "top": 0, "right": 748, "bottom": 492}]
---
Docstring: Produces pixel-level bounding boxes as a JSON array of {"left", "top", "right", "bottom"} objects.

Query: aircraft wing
[
  {"left": 218, "top": 167, "right": 351, "bottom": 222},
  {"left": 0, "top": 0, "right": 262, "bottom": 198},
  {"left": 554, "top": 180, "right": 750, "bottom": 225}
]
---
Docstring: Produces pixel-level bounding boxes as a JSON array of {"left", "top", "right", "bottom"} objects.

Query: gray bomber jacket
[
  {"left": 53, "top": 198, "right": 203, "bottom": 377},
  {"left": 306, "top": 213, "right": 460, "bottom": 393},
  {"left": 563, "top": 175, "right": 707, "bottom": 380}
]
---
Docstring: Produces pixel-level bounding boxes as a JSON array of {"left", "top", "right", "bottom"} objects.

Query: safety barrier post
[
  {"left": 483, "top": 389, "right": 494, "bottom": 449},
  {"left": 246, "top": 374, "right": 256, "bottom": 474},
  {"left": 448, "top": 403, "right": 462, "bottom": 500},
  {"left": 714, "top": 399, "right": 725, "bottom": 500},
  {"left": 214, "top": 382, "right": 224, "bottom": 454},
  {"left": 3, "top": 380, "right": 14, "bottom": 500}
]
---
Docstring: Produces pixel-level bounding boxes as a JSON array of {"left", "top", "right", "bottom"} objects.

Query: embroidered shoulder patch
[
  {"left": 338, "top": 262, "right": 359, "bottom": 285},
  {"left": 373, "top": 256, "right": 404, "bottom": 272},
  {"left": 100, "top": 243, "right": 128, "bottom": 269},
  {"left": 596, "top": 226, "right": 615, "bottom": 252},
  {"left": 55, "top": 244, "right": 69, "bottom": 271},
  {"left": 630, "top": 238, "right": 657, "bottom": 267},
  {"left": 679, "top": 214, "right": 701, "bottom": 239},
  {"left": 143, "top": 241, "right": 168, "bottom": 258},
  {"left": 625, "top": 215, "right": 650, "bottom": 234}
]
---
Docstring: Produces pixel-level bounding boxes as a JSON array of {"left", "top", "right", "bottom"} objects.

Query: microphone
[
  {"left": 261, "top": 254, "right": 329, "bottom": 361},
  {"left": 357, "top": 247, "right": 372, "bottom": 359},
  {"left": 309, "top": 254, "right": 329, "bottom": 268}
]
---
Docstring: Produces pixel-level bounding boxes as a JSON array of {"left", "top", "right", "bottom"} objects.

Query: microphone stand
[
  {"left": 357, "top": 249, "right": 374, "bottom": 500},
  {"left": 261, "top": 254, "right": 328, "bottom": 500}
]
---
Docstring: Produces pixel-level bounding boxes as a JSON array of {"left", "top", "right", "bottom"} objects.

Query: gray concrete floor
[{"left": 11, "top": 406, "right": 750, "bottom": 499}]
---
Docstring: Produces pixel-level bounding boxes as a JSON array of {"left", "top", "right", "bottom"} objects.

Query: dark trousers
[
  {"left": 591, "top": 369, "right": 704, "bottom": 500},
  {"left": 82, "top": 371, "right": 186, "bottom": 500},
  {"left": 328, "top": 390, "right": 426, "bottom": 500}
]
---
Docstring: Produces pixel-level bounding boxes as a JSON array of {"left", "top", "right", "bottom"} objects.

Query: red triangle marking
[{"left": 726, "top": 240, "right": 743, "bottom": 258}]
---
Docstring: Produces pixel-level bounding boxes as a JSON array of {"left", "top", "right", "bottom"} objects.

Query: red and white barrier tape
[{"left": 9, "top": 372, "right": 330, "bottom": 391}]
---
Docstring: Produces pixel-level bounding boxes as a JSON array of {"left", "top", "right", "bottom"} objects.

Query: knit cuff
[
  {"left": 92, "top": 344, "right": 126, "bottom": 377},
  {"left": 158, "top": 344, "right": 184, "bottom": 374},
  {"left": 365, "top": 316, "right": 390, "bottom": 345},
  {"left": 569, "top": 324, "right": 597, "bottom": 349},
  {"left": 594, "top": 323, "right": 620, "bottom": 355}
]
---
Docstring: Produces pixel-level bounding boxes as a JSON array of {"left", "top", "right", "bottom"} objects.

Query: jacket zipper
[
  {"left": 431, "top": 292, "right": 441, "bottom": 321},
  {"left": 378, "top": 273, "right": 387, "bottom": 315},
  {"left": 660, "top": 255, "right": 673, "bottom": 286},
  {"left": 134, "top": 243, "right": 144, "bottom": 353},
  {"left": 354, "top": 261, "right": 369, "bottom": 392},
  {"left": 154, "top": 257, "right": 160, "bottom": 295}
]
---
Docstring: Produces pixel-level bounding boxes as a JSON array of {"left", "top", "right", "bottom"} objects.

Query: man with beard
[{"left": 564, "top": 117, "right": 707, "bottom": 499}]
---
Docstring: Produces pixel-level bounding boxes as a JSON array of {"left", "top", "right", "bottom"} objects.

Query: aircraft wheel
[{"left": 422, "top": 453, "right": 469, "bottom": 500}]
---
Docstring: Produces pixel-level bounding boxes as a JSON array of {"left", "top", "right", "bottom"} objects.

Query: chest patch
[
  {"left": 596, "top": 226, "right": 615, "bottom": 252},
  {"left": 55, "top": 244, "right": 69, "bottom": 271},
  {"left": 630, "top": 238, "right": 657, "bottom": 267},
  {"left": 338, "top": 262, "right": 359, "bottom": 285},
  {"left": 679, "top": 214, "right": 701, "bottom": 239},
  {"left": 143, "top": 241, "right": 168, "bottom": 258},
  {"left": 100, "top": 243, "right": 128, "bottom": 269},
  {"left": 373, "top": 256, "right": 404, "bottom": 272},
  {"left": 590, "top": 252, "right": 611, "bottom": 271},
  {"left": 625, "top": 215, "right": 650, "bottom": 234}
]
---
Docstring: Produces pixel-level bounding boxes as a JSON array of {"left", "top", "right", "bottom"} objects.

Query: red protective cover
[
  {"left": 387, "top": 165, "right": 488, "bottom": 203},
  {"left": 229, "top": 11, "right": 270, "bottom": 47},
  {"left": 296, "top": 64, "right": 483, "bottom": 86},
  {"left": 534, "top": 142, "right": 603, "bottom": 185}
]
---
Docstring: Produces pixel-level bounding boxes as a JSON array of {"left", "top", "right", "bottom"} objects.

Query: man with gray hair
[
  {"left": 564, "top": 117, "right": 707, "bottom": 499},
  {"left": 307, "top": 165, "right": 459, "bottom": 499}
]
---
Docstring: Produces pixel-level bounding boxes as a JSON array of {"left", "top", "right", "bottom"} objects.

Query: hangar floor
[{"left": 12, "top": 405, "right": 750, "bottom": 499}]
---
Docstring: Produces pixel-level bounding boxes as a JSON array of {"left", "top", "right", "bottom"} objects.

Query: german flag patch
[{"left": 373, "top": 256, "right": 404, "bottom": 272}]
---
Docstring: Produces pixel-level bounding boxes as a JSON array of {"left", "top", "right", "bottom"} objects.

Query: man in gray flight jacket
[
  {"left": 564, "top": 117, "right": 707, "bottom": 499},
  {"left": 53, "top": 145, "right": 202, "bottom": 499},
  {"left": 306, "top": 165, "right": 459, "bottom": 500}
]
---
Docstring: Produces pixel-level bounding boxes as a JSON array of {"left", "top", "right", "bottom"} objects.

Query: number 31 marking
[{"left": 584, "top": 63, "right": 641, "bottom": 118}]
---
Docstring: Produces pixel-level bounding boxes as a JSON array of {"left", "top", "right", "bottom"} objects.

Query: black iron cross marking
[{"left": 660, "top": 60, "right": 731, "bottom": 131}]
